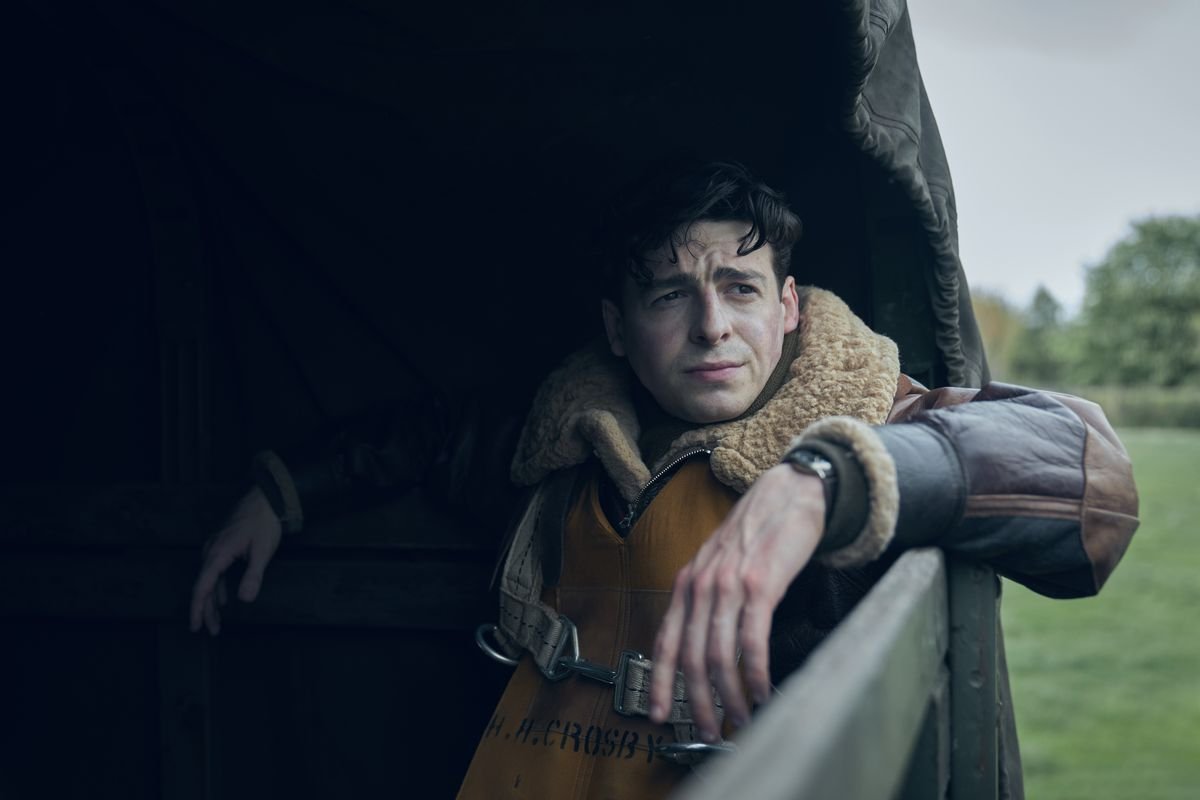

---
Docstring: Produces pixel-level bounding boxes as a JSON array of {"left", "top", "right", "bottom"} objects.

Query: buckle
[
  {"left": 611, "top": 650, "right": 647, "bottom": 716},
  {"left": 552, "top": 647, "right": 646, "bottom": 717},
  {"left": 541, "top": 617, "right": 580, "bottom": 681},
  {"left": 538, "top": 619, "right": 648, "bottom": 720},
  {"left": 560, "top": 657, "right": 619, "bottom": 684}
]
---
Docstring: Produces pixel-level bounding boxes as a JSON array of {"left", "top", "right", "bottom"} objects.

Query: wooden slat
[
  {"left": 674, "top": 549, "right": 948, "bottom": 800},
  {"left": 897, "top": 667, "right": 951, "bottom": 800},
  {"left": 947, "top": 559, "right": 998, "bottom": 799}
]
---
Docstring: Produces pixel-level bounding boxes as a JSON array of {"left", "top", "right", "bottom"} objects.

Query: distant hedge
[{"left": 1055, "top": 386, "right": 1200, "bottom": 429}]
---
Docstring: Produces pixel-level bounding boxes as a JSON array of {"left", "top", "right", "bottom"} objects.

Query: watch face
[{"left": 788, "top": 450, "right": 834, "bottom": 479}]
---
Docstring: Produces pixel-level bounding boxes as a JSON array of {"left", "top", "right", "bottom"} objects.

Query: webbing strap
[
  {"left": 497, "top": 590, "right": 570, "bottom": 674},
  {"left": 491, "top": 481, "right": 565, "bottom": 666},
  {"left": 617, "top": 656, "right": 723, "bottom": 725}
]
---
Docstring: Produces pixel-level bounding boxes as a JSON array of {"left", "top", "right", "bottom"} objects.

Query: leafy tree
[
  {"left": 1011, "top": 286, "right": 1068, "bottom": 385},
  {"left": 1074, "top": 216, "right": 1200, "bottom": 386}
]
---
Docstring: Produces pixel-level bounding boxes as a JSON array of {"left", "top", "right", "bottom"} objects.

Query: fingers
[
  {"left": 189, "top": 582, "right": 205, "bottom": 633},
  {"left": 190, "top": 541, "right": 216, "bottom": 630},
  {"left": 190, "top": 489, "right": 283, "bottom": 634},
  {"left": 202, "top": 591, "right": 221, "bottom": 635},
  {"left": 738, "top": 588, "right": 775, "bottom": 705},
  {"left": 653, "top": 551, "right": 746, "bottom": 743},
  {"left": 238, "top": 534, "right": 272, "bottom": 603},
  {"left": 189, "top": 566, "right": 215, "bottom": 633},
  {"left": 651, "top": 546, "right": 779, "bottom": 739},
  {"left": 706, "top": 575, "right": 750, "bottom": 730},
  {"left": 190, "top": 545, "right": 238, "bottom": 634},
  {"left": 678, "top": 569, "right": 721, "bottom": 741},
  {"left": 649, "top": 570, "right": 690, "bottom": 724}
]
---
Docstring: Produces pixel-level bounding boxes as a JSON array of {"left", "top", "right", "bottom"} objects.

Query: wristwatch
[{"left": 783, "top": 448, "right": 838, "bottom": 521}]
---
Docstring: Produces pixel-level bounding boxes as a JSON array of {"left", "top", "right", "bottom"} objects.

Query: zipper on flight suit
[{"left": 617, "top": 447, "right": 713, "bottom": 533}]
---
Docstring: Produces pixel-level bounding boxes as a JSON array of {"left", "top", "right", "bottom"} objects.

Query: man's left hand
[{"left": 647, "top": 463, "right": 825, "bottom": 741}]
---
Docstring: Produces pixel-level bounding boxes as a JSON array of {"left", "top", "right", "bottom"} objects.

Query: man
[{"left": 191, "top": 161, "right": 1138, "bottom": 799}]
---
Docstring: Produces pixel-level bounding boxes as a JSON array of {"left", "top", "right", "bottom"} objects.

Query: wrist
[
  {"left": 766, "top": 463, "right": 826, "bottom": 534},
  {"left": 781, "top": 447, "right": 838, "bottom": 527},
  {"left": 788, "top": 419, "right": 894, "bottom": 565},
  {"left": 252, "top": 450, "right": 304, "bottom": 533}
]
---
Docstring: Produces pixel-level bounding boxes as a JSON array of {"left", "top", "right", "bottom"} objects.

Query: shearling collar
[{"left": 509, "top": 287, "right": 900, "bottom": 501}]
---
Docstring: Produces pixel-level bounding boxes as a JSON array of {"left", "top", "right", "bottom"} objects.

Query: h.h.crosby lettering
[{"left": 483, "top": 714, "right": 665, "bottom": 764}]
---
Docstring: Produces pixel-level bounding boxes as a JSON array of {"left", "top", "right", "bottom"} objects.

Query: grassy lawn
[{"left": 1002, "top": 428, "right": 1200, "bottom": 799}]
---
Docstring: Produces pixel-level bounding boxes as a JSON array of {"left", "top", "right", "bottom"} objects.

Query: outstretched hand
[
  {"left": 647, "top": 464, "right": 825, "bottom": 741},
  {"left": 189, "top": 486, "right": 283, "bottom": 635}
]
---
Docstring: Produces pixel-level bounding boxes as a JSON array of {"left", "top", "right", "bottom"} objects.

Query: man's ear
[
  {"left": 781, "top": 275, "right": 801, "bottom": 334},
  {"left": 601, "top": 298, "right": 626, "bottom": 357}
]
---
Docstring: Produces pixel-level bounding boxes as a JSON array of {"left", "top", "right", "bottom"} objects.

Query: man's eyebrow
[
  {"left": 644, "top": 274, "right": 697, "bottom": 292},
  {"left": 712, "top": 266, "right": 768, "bottom": 283}
]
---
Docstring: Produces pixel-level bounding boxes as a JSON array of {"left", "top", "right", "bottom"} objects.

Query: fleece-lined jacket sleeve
[
  {"left": 795, "top": 381, "right": 1139, "bottom": 599},
  {"left": 252, "top": 394, "right": 524, "bottom": 533}
]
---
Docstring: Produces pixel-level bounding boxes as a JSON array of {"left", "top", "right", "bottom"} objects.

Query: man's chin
[{"left": 669, "top": 394, "right": 753, "bottom": 424}]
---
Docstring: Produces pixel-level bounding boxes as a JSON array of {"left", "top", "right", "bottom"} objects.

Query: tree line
[{"left": 974, "top": 215, "right": 1200, "bottom": 390}]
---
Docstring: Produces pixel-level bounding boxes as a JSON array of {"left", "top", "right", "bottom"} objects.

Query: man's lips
[{"left": 685, "top": 361, "right": 744, "bottom": 381}]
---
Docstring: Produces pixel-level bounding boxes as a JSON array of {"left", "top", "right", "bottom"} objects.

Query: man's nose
[{"left": 691, "top": 290, "right": 733, "bottom": 345}]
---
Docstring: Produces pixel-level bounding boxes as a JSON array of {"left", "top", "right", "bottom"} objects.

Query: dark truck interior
[{"left": 2, "top": 2, "right": 984, "bottom": 797}]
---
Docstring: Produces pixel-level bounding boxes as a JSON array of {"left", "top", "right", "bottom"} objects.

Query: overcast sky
[{"left": 910, "top": 0, "right": 1200, "bottom": 312}]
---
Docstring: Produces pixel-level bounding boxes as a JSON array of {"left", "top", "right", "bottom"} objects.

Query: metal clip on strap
[
  {"left": 556, "top": 649, "right": 647, "bottom": 717},
  {"left": 537, "top": 617, "right": 651, "bottom": 719},
  {"left": 541, "top": 617, "right": 580, "bottom": 681},
  {"left": 655, "top": 741, "right": 738, "bottom": 765},
  {"left": 475, "top": 623, "right": 520, "bottom": 666}
]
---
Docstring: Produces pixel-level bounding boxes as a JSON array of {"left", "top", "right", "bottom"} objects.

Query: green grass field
[{"left": 1002, "top": 428, "right": 1200, "bottom": 799}]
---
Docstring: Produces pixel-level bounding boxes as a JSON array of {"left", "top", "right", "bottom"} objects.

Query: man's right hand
[{"left": 189, "top": 486, "right": 283, "bottom": 635}]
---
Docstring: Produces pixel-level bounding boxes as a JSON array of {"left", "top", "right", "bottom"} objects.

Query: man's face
[{"left": 601, "top": 220, "right": 800, "bottom": 424}]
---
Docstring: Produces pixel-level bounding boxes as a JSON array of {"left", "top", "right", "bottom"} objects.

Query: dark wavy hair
[{"left": 596, "top": 159, "right": 803, "bottom": 300}]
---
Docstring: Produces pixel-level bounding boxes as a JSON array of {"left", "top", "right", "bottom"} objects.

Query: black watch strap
[
  {"left": 783, "top": 448, "right": 838, "bottom": 524},
  {"left": 786, "top": 440, "right": 871, "bottom": 555}
]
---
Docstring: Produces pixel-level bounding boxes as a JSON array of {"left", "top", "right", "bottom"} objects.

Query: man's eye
[
  {"left": 733, "top": 284, "right": 758, "bottom": 295},
  {"left": 653, "top": 290, "right": 683, "bottom": 305}
]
